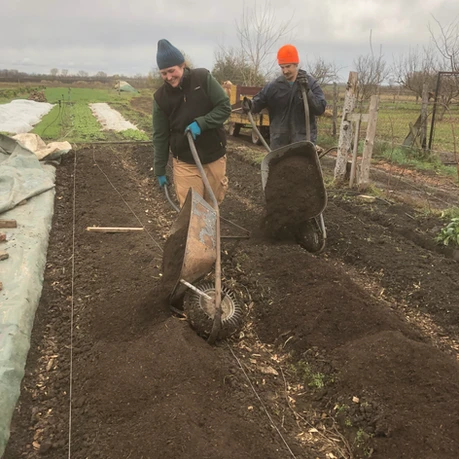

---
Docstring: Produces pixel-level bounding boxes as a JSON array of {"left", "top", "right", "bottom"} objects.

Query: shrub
[{"left": 435, "top": 217, "right": 459, "bottom": 247}]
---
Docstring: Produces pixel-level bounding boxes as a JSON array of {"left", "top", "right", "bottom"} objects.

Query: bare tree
[
  {"left": 50, "top": 68, "right": 59, "bottom": 76},
  {"left": 392, "top": 45, "right": 438, "bottom": 101},
  {"left": 77, "top": 70, "right": 89, "bottom": 77},
  {"left": 236, "top": 0, "right": 295, "bottom": 85},
  {"left": 304, "top": 57, "right": 340, "bottom": 85},
  {"left": 354, "top": 32, "right": 389, "bottom": 103},
  {"left": 428, "top": 16, "right": 459, "bottom": 118},
  {"left": 212, "top": 46, "right": 265, "bottom": 85},
  {"left": 429, "top": 15, "right": 459, "bottom": 72},
  {"left": 95, "top": 71, "right": 107, "bottom": 78},
  {"left": 61, "top": 69, "right": 69, "bottom": 77}
]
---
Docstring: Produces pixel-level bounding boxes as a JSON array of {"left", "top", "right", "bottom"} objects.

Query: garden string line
[
  {"left": 91, "top": 147, "right": 164, "bottom": 253},
  {"left": 68, "top": 149, "right": 77, "bottom": 459},
  {"left": 68, "top": 149, "right": 164, "bottom": 457},
  {"left": 226, "top": 343, "right": 298, "bottom": 459}
]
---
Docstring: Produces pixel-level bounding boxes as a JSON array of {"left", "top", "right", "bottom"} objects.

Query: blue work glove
[
  {"left": 157, "top": 175, "right": 168, "bottom": 187},
  {"left": 185, "top": 121, "right": 201, "bottom": 140}
]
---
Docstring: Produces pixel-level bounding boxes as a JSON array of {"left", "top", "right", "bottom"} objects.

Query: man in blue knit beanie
[{"left": 153, "top": 39, "right": 231, "bottom": 207}]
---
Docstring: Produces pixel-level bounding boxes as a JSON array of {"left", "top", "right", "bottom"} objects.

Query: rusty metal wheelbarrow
[
  {"left": 161, "top": 133, "right": 242, "bottom": 344},
  {"left": 247, "top": 85, "right": 328, "bottom": 253}
]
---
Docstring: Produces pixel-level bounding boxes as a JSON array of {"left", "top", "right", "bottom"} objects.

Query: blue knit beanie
[{"left": 156, "top": 39, "right": 185, "bottom": 70}]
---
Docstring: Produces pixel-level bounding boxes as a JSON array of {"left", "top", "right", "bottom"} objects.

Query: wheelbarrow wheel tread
[
  {"left": 183, "top": 281, "right": 243, "bottom": 340},
  {"left": 296, "top": 219, "right": 325, "bottom": 254}
]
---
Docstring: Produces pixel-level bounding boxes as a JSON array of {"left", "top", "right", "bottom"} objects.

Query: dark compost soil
[
  {"left": 264, "top": 150, "right": 325, "bottom": 240},
  {"left": 4, "top": 140, "right": 459, "bottom": 459}
]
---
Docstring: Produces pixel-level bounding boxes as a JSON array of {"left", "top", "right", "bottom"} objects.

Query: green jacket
[{"left": 153, "top": 69, "right": 231, "bottom": 176}]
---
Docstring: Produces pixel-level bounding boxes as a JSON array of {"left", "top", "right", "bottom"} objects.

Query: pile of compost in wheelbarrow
[{"left": 264, "top": 152, "right": 325, "bottom": 240}]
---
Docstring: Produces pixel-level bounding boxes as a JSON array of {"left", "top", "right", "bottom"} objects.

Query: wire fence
[{"left": 318, "top": 86, "right": 459, "bottom": 157}]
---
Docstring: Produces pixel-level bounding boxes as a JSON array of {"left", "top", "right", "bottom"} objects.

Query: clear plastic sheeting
[{"left": 0, "top": 135, "right": 57, "bottom": 457}]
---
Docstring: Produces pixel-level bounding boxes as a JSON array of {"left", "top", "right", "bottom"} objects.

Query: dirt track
[{"left": 4, "top": 142, "right": 459, "bottom": 459}]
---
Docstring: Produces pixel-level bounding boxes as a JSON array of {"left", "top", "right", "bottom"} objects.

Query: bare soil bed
[
  {"left": 130, "top": 96, "right": 153, "bottom": 116},
  {"left": 4, "top": 141, "right": 459, "bottom": 459}
]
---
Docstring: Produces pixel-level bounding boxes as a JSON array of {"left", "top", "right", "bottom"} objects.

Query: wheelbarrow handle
[
  {"left": 164, "top": 184, "right": 180, "bottom": 212},
  {"left": 300, "top": 85, "right": 311, "bottom": 142},
  {"left": 247, "top": 111, "right": 271, "bottom": 153},
  {"left": 185, "top": 131, "right": 223, "bottom": 344},
  {"left": 186, "top": 131, "right": 218, "bottom": 212}
]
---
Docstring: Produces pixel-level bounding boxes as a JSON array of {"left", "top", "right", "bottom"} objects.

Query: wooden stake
[
  {"left": 420, "top": 82, "right": 429, "bottom": 149},
  {"left": 349, "top": 115, "right": 362, "bottom": 188},
  {"left": 86, "top": 226, "right": 144, "bottom": 233},
  {"left": 332, "top": 82, "right": 338, "bottom": 137},
  {"left": 334, "top": 72, "right": 358, "bottom": 183},
  {"left": 0, "top": 219, "right": 17, "bottom": 228},
  {"left": 359, "top": 95, "right": 380, "bottom": 189}
]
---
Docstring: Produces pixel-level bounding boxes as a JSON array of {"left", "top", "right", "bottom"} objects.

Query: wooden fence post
[
  {"left": 334, "top": 72, "right": 358, "bottom": 183},
  {"left": 332, "top": 82, "right": 338, "bottom": 137},
  {"left": 420, "top": 82, "right": 429, "bottom": 149},
  {"left": 359, "top": 95, "right": 379, "bottom": 189},
  {"left": 349, "top": 116, "right": 362, "bottom": 188}
]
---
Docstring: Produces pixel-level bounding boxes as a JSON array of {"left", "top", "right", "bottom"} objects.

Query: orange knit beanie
[{"left": 277, "top": 44, "right": 299, "bottom": 65}]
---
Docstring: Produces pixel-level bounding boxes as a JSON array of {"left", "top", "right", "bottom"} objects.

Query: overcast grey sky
[{"left": 1, "top": 0, "right": 458, "bottom": 79}]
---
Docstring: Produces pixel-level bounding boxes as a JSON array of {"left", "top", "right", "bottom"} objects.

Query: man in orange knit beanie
[{"left": 243, "top": 44, "right": 326, "bottom": 148}]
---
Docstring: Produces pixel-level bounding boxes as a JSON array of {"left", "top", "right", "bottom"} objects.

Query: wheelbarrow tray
[
  {"left": 162, "top": 188, "right": 217, "bottom": 303},
  {"left": 261, "top": 140, "right": 327, "bottom": 220}
]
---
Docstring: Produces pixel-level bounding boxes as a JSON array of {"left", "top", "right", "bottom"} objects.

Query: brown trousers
[{"left": 173, "top": 155, "right": 228, "bottom": 207}]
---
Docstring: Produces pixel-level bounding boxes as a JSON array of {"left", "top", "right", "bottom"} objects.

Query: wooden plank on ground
[
  {"left": 86, "top": 227, "right": 144, "bottom": 233},
  {"left": 0, "top": 219, "right": 17, "bottom": 228}
]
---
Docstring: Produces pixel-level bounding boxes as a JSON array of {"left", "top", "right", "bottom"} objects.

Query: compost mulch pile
[
  {"left": 264, "top": 151, "right": 325, "bottom": 240},
  {"left": 222, "top": 147, "right": 459, "bottom": 458}
]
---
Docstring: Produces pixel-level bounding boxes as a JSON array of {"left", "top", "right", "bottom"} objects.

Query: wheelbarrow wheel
[
  {"left": 296, "top": 219, "right": 325, "bottom": 254},
  {"left": 183, "top": 281, "right": 243, "bottom": 340}
]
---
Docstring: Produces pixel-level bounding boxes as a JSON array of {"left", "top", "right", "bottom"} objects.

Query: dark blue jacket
[{"left": 251, "top": 70, "right": 326, "bottom": 148}]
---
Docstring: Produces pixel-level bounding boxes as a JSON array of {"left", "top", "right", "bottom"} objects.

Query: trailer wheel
[{"left": 228, "top": 122, "right": 241, "bottom": 137}]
